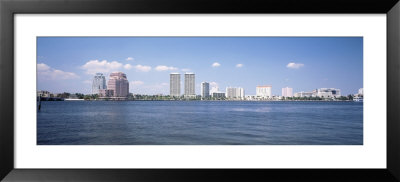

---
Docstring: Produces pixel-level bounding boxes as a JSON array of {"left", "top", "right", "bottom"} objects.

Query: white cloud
[
  {"left": 124, "top": 64, "right": 132, "bottom": 70},
  {"left": 210, "top": 82, "right": 218, "bottom": 87},
  {"left": 212, "top": 62, "right": 221, "bottom": 68},
  {"left": 155, "top": 65, "right": 178, "bottom": 71},
  {"left": 134, "top": 64, "right": 152, "bottom": 72},
  {"left": 37, "top": 63, "right": 79, "bottom": 80},
  {"left": 126, "top": 57, "right": 134, "bottom": 61},
  {"left": 37, "top": 63, "right": 50, "bottom": 71},
  {"left": 286, "top": 62, "right": 304, "bottom": 69},
  {"left": 181, "top": 68, "right": 191, "bottom": 72},
  {"left": 130, "top": 80, "right": 144, "bottom": 86},
  {"left": 236, "top": 64, "right": 243, "bottom": 68},
  {"left": 81, "top": 60, "right": 123, "bottom": 75}
]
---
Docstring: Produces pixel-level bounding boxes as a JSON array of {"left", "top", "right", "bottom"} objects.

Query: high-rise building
[
  {"left": 256, "top": 85, "right": 272, "bottom": 99},
  {"left": 282, "top": 87, "right": 293, "bottom": 97},
  {"left": 184, "top": 73, "right": 195, "bottom": 97},
  {"left": 225, "top": 87, "right": 245, "bottom": 99},
  {"left": 170, "top": 73, "right": 181, "bottom": 97},
  {"left": 107, "top": 72, "right": 129, "bottom": 97},
  {"left": 92, "top": 73, "right": 107, "bottom": 95},
  {"left": 201, "top": 82, "right": 210, "bottom": 99}
]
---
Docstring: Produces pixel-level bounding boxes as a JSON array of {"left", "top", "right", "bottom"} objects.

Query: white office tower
[
  {"left": 92, "top": 73, "right": 107, "bottom": 95},
  {"left": 225, "top": 87, "right": 245, "bottom": 100},
  {"left": 170, "top": 73, "right": 181, "bottom": 97},
  {"left": 184, "top": 73, "right": 195, "bottom": 97},
  {"left": 358, "top": 88, "right": 363, "bottom": 95},
  {"left": 282, "top": 87, "right": 293, "bottom": 97},
  {"left": 201, "top": 82, "right": 210, "bottom": 99},
  {"left": 256, "top": 85, "right": 272, "bottom": 99}
]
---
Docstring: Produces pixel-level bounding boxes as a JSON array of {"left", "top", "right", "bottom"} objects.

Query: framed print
[{"left": 1, "top": 0, "right": 400, "bottom": 181}]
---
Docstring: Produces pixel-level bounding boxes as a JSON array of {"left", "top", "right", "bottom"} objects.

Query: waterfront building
[
  {"left": 170, "top": 73, "right": 181, "bottom": 97},
  {"left": 358, "top": 88, "right": 364, "bottom": 96},
  {"left": 256, "top": 85, "right": 272, "bottom": 99},
  {"left": 184, "top": 73, "right": 195, "bottom": 97},
  {"left": 353, "top": 95, "right": 363, "bottom": 102},
  {"left": 99, "top": 89, "right": 114, "bottom": 97},
  {"left": 225, "top": 87, "right": 245, "bottom": 100},
  {"left": 282, "top": 87, "right": 293, "bottom": 97},
  {"left": 245, "top": 95, "right": 257, "bottom": 101},
  {"left": 37, "top": 90, "right": 51, "bottom": 97},
  {"left": 212, "top": 92, "right": 225, "bottom": 99},
  {"left": 315, "top": 88, "right": 341, "bottom": 98},
  {"left": 107, "top": 72, "right": 129, "bottom": 97},
  {"left": 353, "top": 88, "right": 363, "bottom": 102},
  {"left": 201, "top": 82, "right": 210, "bottom": 99},
  {"left": 210, "top": 86, "right": 220, "bottom": 95},
  {"left": 294, "top": 91, "right": 313, "bottom": 97},
  {"left": 92, "top": 73, "right": 107, "bottom": 95}
]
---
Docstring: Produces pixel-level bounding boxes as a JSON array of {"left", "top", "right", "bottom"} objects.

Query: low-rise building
[
  {"left": 99, "top": 89, "right": 114, "bottom": 97},
  {"left": 245, "top": 95, "right": 257, "bottom": 101},
  {"left": 212, "top": 92, "right": 225, "bottom": 99},
  {"left": 37, "top": 90, "right": 51, "bottom": 97},
  {"left": 315, "top": 88, "right": 341, "bottom": 98},
  {"left": 294, "top": 91, "right": 314, "bottom": 97}
]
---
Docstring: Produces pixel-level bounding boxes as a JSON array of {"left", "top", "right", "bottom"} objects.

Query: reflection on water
[
  {"left": 231, "top": 107, "right": 271, "bottom": 112},
  {"left": 37, "top": 101, "right": 363, "bottom": 145}
]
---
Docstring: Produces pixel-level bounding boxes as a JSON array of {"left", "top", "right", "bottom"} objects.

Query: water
[{"left": 37, "top": 101, "right": 363, "bottom": 145}]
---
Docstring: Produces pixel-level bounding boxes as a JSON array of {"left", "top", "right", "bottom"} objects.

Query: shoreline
[{"left": 48, "top": 99, "right": 358, "bottom": 102}]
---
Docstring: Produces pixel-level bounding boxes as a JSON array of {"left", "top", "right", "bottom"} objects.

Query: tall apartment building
[
  {"left": 107, "top": 72, "right": 129, "bottom": 97},
  {"left": 170, "top": 73, "right": 181, "bottom": 97},
  {"left": 201, "top": 82, "right": 210, "bottom": 99},
  {"left": 256, "top": 85, "right": 272, "bottom": 99},
  {"left": 225, "top": 87, "right": 245, "bottom": 99},
  {"left": 184, "top": 73, "right": 195, "bottom": 97},
  {"left": 92, "top": 73, "right": 107, "bottom": 95},
  {"left": 282, "top": 87, "right": 293, "bottom": 97}
]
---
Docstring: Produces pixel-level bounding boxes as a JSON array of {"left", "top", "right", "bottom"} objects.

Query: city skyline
[{"left": 37, "top": 37, "right": 363, "bottom": 95}]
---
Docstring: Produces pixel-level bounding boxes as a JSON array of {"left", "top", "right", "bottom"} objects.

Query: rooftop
[{"left": 257, "top": 85, "right": 272, "bottom": 88}]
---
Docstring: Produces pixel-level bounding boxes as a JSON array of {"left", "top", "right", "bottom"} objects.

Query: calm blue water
[{"left": 37, "top": 101, "right": 363, "bottom": 145}]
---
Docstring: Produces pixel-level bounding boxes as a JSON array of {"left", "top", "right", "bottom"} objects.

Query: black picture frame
[{"left": 1, "top": 0, "right": 399, "bottom": 181}]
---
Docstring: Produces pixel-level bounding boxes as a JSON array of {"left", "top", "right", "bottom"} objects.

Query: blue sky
[{"left": 37, "top": 37, "right": 363, "bottom": 95}]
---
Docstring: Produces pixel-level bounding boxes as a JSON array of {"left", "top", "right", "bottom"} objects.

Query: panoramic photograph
[{"left": 36, "top": 37, "right": 363, "bottom": 145}]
